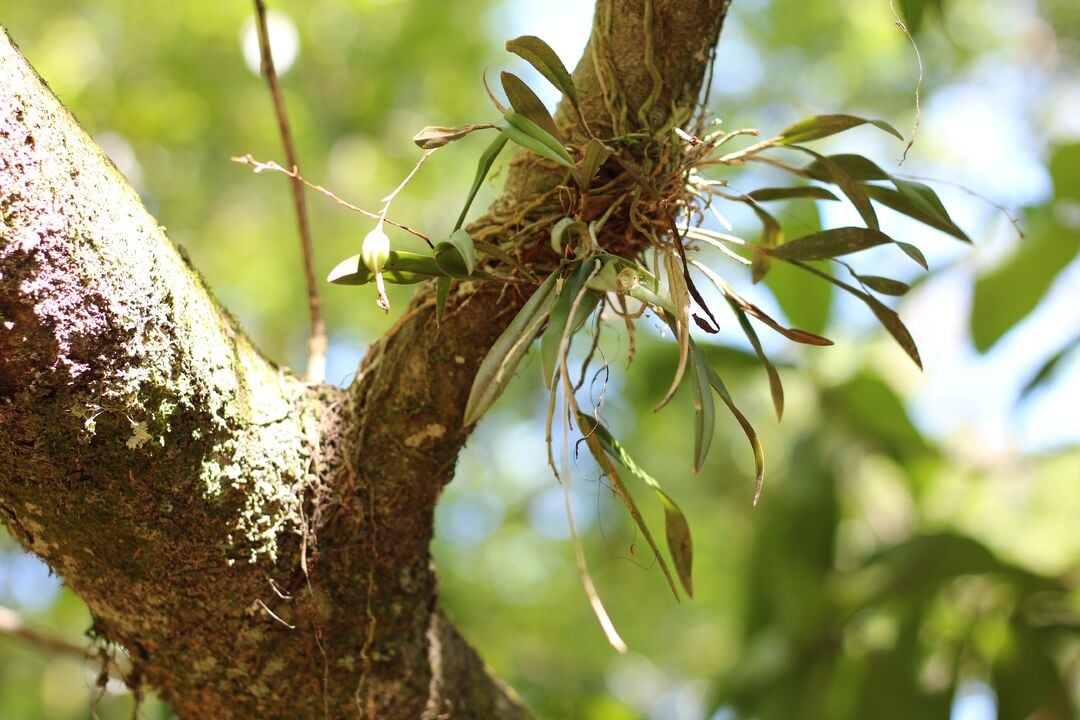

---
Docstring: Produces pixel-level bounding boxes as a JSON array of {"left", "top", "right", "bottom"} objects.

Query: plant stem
[{"left": 252, "top": 0, "right": 326, "bottom": 383}]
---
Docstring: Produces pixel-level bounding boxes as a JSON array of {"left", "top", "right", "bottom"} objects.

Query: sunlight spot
[{"left": 241, "top": 10, "right": 300, "bottom": 77}]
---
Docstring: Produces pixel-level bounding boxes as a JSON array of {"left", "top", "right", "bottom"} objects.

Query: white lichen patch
[
  {"left": 126, "top": 420, "right": 152, "bottom": 449},
  {"left": 404, "top": 423, "right": 446, "bottom": 448},
  {"left": 196, "top": 354, "right": 330, "bottom": 563}
]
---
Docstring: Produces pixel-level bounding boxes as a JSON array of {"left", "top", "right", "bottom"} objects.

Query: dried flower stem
[{"left": 231, "top": 155, "right": 431, "bottom": 244}]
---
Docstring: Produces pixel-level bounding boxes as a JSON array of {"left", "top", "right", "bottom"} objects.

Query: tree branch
[
  {"left": 0, "top": 26, "right": 519, "bottom": 718},
  {"left": 0, "top": 605, "right": 132, "bottom": 679},
  {"left": 0, "top": 0, "right": 733, "bottom": 715}
]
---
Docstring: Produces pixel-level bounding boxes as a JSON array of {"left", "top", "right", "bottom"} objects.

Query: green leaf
[
  {"left": 584, "top": 254, "right": 656, "bottom": 294},
  {"left": 769, "top": 227, "right": 894, "bottom": 260},
  {"left": 791, "top": 147, "right": 879, "bottom": 230},
  {"left": 550, "top": 217, "right": 591, "bottom": 257},
  {"left": 865, "top": 296, "right": 923, "bottom": 368},
  {"left": 505, "top": 35, "right": 579, "bottom": 108},
  {"left": 580, "top": 138, "right": 613, "bottom": 191},
  {"left": 578, "top": 414, "right": 694, "bottom": 598},
  {"left": 659, "top": 493, "right": 693, "bottom": 598},
  {"left": 779, "top": 114, "right": 904, "bottom": 145},
  {"left": 540, "top": 261, "right": 600, "bottom": 388},
  {"left": 896, "top": 241, "right": 928, "bottom": 269},
  {"left": 892, "top": 178, "right": 951, "bottom": 222},
  {"left": 728, "top": 300, "right": 784, "bottom": 420},
  {"left": 745, "top": 186, "right": 840, "bottom": 202},
  {"left": 694, "top": 341, "right": 766, "bottom": 505},
  {"left": 749, "top": 204, "right": 783, "bottom": 283},
  {"left": 412, "top": 123, "right": 494, "bottom": 149},
  {"left": 656, "top": 250, "right": 691, "bottom": 412},
  {"left": 434, "top": 228, "right": 476, "bottom": 279},
  {"left": 500, "top": 71, "right": 560, "bottom": 139},
  {"left": 857, "top": 275, "right": 911, "bottom": 296},
  {"left": 326, "top": 250, "right": 445, "bottom": 286},
  {"left": 464, "top": 271, "right": 559, "bottom": 425},
  {"left": 502, "top": 111, "right": 575, "bottom": 169},
  {"left": 689, "top": 337, "right": 716, "bottom": 473},
  {"left": 802, "top": 155, "right": 970, "bottom": 241},
  {"left": 627, "top": 283, "right": 676, "bottom": 315},
  {"left": 803, "top": 153, "right": 891, "bottom": 182},
  {"left": 473, "top": 239, "right": 537, "bottom": 280},
  {"left": 455, "top": 134, "right": 508, "bottom": 232},
  {"left": 862, "top": 185, "right": 970, "bottom": 242},
  {"left": 791, "top": 260, "right": 923, "bottom": 367},
  {"left": 692, "top": 259, "right": 834, "bottom": 345}
]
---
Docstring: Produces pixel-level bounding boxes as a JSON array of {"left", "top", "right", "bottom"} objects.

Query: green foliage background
[{"left": 1, "top": 0, "right": 1077, "bottom": 718}]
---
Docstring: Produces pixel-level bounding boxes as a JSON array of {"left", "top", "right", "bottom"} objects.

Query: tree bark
[{"left": 0, "top": 1, "right": 730, "bottom": 717}]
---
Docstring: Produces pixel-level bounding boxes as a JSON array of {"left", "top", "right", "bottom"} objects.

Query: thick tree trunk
[{"left": 0, "top": 1, "right": 729, "bottom": 717}]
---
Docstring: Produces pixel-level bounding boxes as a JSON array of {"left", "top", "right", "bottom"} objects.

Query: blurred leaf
[
  {"left": 971, "top": 205, "right": 1080, "bottom": 352},
  {"left": 993, "top": 628, "right": 1077, "bottom": 720},
  {"left": 1019, "top": 333, "right": 1080, "bottom": 401},
  {"left": 898, "top": 0, "right": 944, "bottom": 34},
  {"left": 579, "top": 414, "right": 694, "bottom": 598},
  {"left": 778, "top": 114, "right": 903, "bottom": 145},
  {"left": 1049, "top": 142, "right": 1080, "bottom": 202},
  {"left": 857, "top": 534, "right": 1056, "bottom": 602},
  {"left": 824, "top": 373, "right": 932, "bottom": 463},
  {"left": 763, "top": 259, "right": 833, "bottom": 336}
]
